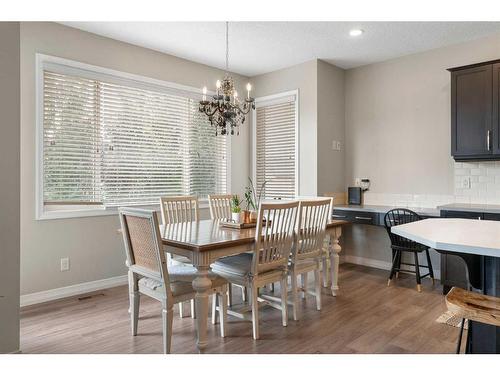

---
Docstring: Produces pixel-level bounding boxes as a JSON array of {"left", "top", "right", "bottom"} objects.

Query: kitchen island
[{"left": 392, "top": 218, "right": 500, "bottom": 353}]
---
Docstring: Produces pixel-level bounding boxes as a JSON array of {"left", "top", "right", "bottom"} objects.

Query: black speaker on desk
[{"left": 348, "top": 187, "right": 362, "bottom": 205}]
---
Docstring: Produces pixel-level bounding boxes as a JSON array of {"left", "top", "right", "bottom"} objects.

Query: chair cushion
[
  {"left": 211, "top": 253, "right": 253, "bottom": 277},
  {"left": 138, "top": 278, "right": 193, "bottom": 298},
  {"left": 138, "top": 265, "right": 227, "bottom": 298}
]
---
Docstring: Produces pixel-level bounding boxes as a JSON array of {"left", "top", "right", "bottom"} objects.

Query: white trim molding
[
  {"left": 35, "top": 54, "right": 231, "bottom": 220},
  {"left": 20, "top": 274, "right": 128, "bottom": 307}
]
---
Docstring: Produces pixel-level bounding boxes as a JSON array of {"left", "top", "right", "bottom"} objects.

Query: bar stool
[
  {"left": 445, "top": 287, "right": 500, "bottom": 353},
  {"left": 384, "top": 208, "right": 435, "bottom": 292}
]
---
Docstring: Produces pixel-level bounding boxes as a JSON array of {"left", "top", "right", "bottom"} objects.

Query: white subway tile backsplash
[{"left": 360, "top": 161, "right": 500, "bottom": 209}]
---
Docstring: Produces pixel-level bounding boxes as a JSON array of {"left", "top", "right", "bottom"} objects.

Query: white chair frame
[
  {"left": 288, "top": 199, "right": 331, "bottom": 320},
  {"left": 159, "top": 195, "right": 199, "bottom": 319},
  {"left": 212, "top": 201, "right": 299, "bottom": 340}
]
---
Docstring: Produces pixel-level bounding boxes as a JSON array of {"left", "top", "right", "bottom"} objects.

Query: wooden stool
[{"left": 445, "top": 287, "right": 500, "bottom": 353}]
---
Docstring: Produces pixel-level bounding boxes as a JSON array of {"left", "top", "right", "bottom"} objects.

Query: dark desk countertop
[{"left": 333, "top": 204, "right": 440, "bottom": 217}]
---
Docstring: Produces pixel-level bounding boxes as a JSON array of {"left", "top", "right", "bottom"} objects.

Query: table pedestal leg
[
  {"left": 192, "top": 264, "right": 212, "bottom": 352},
  {"left": 329, "top": 227, "right": 342, "bottom": 297}
]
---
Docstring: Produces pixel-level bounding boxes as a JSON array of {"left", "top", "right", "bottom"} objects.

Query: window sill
[{"left": 36, "top": 200, "right": 210, "bottom": 220}]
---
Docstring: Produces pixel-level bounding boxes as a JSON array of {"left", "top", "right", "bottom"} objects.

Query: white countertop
[
  {"left": 391, "top": 218, "right": 500, "bottom": 258},
  {"left": 438, "top": 203, "right": 500, "bottom": 214}
]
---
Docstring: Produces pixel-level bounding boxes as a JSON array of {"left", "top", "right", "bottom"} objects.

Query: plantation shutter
[
  {"left": 255, "top": 94, "right": 297, "bottom": 200},
  {"left": 42, "top": 66, "right": 227, "bottom": 207}
]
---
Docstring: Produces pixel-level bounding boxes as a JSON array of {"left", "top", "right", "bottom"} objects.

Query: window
[
  {"left": 253, "top": 91, "right": 298, "bottom": 200},
  {"left": 37, "top": 55, "right": 228, "bottom": 219}
]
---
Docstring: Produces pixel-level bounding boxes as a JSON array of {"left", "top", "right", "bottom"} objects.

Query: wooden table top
[{"left": 160, "top": 219, "right": 349, "bottom": 252}]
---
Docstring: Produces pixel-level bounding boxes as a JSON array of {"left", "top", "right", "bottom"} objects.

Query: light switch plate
[
  {"left": 60, "top": 257, "right": 70, "bottom": 272},
  {"left": 331, "top": 140, "right": 341, "bottom": 151}
]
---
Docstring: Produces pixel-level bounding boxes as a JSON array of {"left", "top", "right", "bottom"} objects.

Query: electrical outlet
[
  {"left": 355, "top": 178, "right": 361, "bottom": 187},
  {"left": 462, "top": 177, "right": 471, "bottom": 189},
  {"left": 60, "top": 257, "right": 70, "bottom": 272}
]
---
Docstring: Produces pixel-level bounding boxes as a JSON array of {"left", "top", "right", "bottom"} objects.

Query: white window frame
[
  {"left": 35, "top": 54, "right": 231, "bottom": 220},
  {"left": 251, "top": 89, "right": 300, "bottom": 199}
]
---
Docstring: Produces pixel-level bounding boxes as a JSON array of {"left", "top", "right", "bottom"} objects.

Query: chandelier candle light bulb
[
  {"left": 246, "top": 83, "right": 251, "bottom": 99},
  {"left": 202, "top": 86, "right": 207, "bottom": 101}
]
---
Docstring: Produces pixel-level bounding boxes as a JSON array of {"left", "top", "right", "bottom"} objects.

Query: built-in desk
[{"left": 332, "top": 204, "right": 440, "bottom": 226}]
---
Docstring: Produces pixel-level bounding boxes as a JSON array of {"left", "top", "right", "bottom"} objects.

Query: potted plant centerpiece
[
  {"left": 246, "top": 177, "right": 267, "bottom": 223},
  {"left": 230, "top": 195, "right": 243, "bottom": 223}
]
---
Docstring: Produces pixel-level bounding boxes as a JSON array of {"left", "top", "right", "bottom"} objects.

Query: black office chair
[{"left": 384, "top": 208, "right": 435, "bottom": 292}]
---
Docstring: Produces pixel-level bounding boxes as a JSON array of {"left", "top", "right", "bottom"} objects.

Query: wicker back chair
[{"left": 119, "top": 207, "right": 228, "bottom": 353}]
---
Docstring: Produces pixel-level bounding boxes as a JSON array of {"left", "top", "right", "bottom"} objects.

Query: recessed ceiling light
[{"left": 349, "top": 29, "right": 364, "bottom": 37}]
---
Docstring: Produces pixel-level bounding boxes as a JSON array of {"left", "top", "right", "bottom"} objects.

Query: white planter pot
[{"left": 232, "top": 212, "right": 241, "bottom": 223}]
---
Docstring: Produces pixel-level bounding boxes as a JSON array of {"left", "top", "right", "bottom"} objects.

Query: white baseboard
[
  {"left": 342, "top": 255, "right": 441, "bottom": 280},
  {"left": 20, "top": 274, "right": 128, "bottom": 307}
]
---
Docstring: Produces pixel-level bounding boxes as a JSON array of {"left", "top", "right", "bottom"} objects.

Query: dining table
[
  {"left": 159, "top": 218, "right": 348, "bottom": 351},
  {"left": 392, "top": 218, "right": 500, "bottom": 353}
]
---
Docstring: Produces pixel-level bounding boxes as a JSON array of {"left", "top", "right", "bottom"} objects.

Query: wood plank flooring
[{"left": 20, "top": 264, "right": 460, "bottom": 354}]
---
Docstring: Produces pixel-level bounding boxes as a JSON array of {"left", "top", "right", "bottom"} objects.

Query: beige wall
[
  {"left": 0, "top": 22, "right": 21, "bottom": 353},
  {"left": 251, "top": 60, "right": 318, "bottom": 195},
  {"left": 317, "top": 60, "right": 345, "bottom": 195},
  {"left": 20, "top": 22, "right": 250, "bottom": 295},
  {"left": 345, "top": 32, "right": 500, "bottom": 195}
]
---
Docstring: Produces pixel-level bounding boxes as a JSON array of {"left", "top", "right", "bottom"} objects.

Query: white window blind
[
  {"left": 43, "top": 69, "right": 227, "bottom": 208},
  {"left": 255, "top": 94, "right": 297, "bottom": 199}
]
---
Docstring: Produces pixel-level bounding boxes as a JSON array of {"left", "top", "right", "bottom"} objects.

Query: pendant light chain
[{"left": 225, "top": 21, "right": 229, "bottom": 72}]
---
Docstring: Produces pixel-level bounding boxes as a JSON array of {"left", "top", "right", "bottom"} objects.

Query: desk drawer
[{"left": 332, "top": 210, "right": 378, "bottom": 225}]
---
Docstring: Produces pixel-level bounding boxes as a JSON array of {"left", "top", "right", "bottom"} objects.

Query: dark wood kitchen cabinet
[{"left": 449, "top": 59, "right": 500, "bottom": 160}]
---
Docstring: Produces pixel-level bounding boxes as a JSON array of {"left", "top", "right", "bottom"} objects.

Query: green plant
[
  {"left": 244, "top": 186, "right": 256, "bottom": 211},
  {"left": 246, "top": 177, "right": 267, "bottom": 211},
  {"left": 230, "top": 195, "right": 242, "bottom": 213}
]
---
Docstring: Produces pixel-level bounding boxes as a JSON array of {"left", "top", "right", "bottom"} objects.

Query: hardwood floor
[{"left": 20, "top": 264, "right": 460, "bottom": 354}]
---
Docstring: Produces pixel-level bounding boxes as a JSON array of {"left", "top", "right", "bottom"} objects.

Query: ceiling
[{"left": 61, "top": 22, "right": 500, "bottom": 76}]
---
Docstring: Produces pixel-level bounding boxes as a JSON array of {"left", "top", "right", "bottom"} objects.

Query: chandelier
[{"left": 199, "top": 22, "right": 255, "bottom": 136}]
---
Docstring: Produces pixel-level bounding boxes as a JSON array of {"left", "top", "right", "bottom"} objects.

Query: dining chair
[
  {"left": 118, "top": 207, "right": 228, "bottom": 354},
  {"left": 384, "top": 208, "right": 435, "bottom": 292},
  {"left": 320, "top": 196, "right": 335, "bottom": 287},
  {"left": 208, "top": 194, "right": 233, "bottom": 220},
  {"left": 211, "top": 201, "right": 299, "bottom": 340},
  {"left": 288, "top": 199, "right": 331, "bottom": 320},
  {"left": 159, "top": 195, "right": 199, "bottom": 318},
  {"left": 208, "top": 193, "right": 248, "bottom": 306}
]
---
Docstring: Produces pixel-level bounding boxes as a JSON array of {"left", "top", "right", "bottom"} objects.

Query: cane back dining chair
[
  {"left": 118, "top": 207, "right": 228, "bottom": 354},
  {"left": 288, "top": 199, "right": 331, "bottom": 320},
  {"left": 384, "top": 208, "right": 435, "bottom": 292},
  {"left": 208, "top": 194, "right": 249, "bottom": 306},
  {"left": 159, "top": 195, "right": 199, "bottom": 317},
  {"left": 211, "top": 201, "right": 299, "bottom": 340}
]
